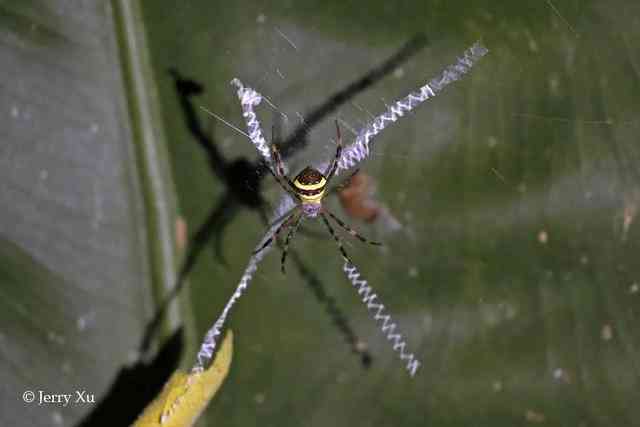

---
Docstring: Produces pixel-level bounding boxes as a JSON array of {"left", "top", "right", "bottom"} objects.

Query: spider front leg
[
  {"left": 324, "top": 208, "right": 382, "bottom": 246},
  {"left": 271, "top": 143, "right": 298, "bottom": 193},
  {"left": 324, "top": 120, "right": 343, "bottom": 184},
  {"left": 327, "top": 168, "right": 360, "bottom": 195},
  {"left": 266, "top": 166, "right": 298, "bottom": 201}
]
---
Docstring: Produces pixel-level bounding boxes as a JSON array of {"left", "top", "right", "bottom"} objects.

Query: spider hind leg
[
  {"left": 325, "top": 209, "right": 382, "bottom": 246},
  {"left": 253, "top": 211, "right": 296, "bottom": 255},
  {"left": 320, "top": 212, "right": 354, "bottom": 264},
  {"left": 281, "top": 214, "right": 303, "bottom": 274}
]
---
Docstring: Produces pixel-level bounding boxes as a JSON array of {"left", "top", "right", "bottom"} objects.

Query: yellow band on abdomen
[
  {"left": 294, "top": 178, "right": 326, "bottom": 191},
  {"left": 299, "top": 191, "right": 325, "bottom": 203}
]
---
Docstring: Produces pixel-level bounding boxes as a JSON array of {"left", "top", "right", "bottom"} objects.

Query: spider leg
[
  {"left": 280, "top": 213, "right": 303, "bottom": 274},
  {"left": 324, "top": 120, "right": 343, "bottom": 183},
  {"left": 320, "top": 212, "right": 353, "bottom": 264},
  {"left": 266, "top": 165, "right": 299, "bottom": 200},
  {"left": 267, "top": 125, "right": 298, "bottom": 198},
  {"left": 324, "top": 208, "right": 382, "bottom": 246},
  {"left": 271, "top": 143, "right": 298, "bottom": 192},
  {"left": 327, "top": 168, "right": 360, "bottom": 195},
  {"left": 253, "top": 210, "right": 296, "bottom": 255},
  {"left": 266, "top": 202, "right": 328, "bottom": 240}
]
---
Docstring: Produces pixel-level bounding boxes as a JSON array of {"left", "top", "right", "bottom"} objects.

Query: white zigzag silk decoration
[
  {"left": 337, "top": 41, "right": 488, "bottom": 172},
  {"left": 344, "top": 261, "right": 420, "bottom": 376}
]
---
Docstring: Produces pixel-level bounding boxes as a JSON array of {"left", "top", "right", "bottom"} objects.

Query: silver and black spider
[{"left": 255, "top": 121, "right": 382, "bottom": 273}]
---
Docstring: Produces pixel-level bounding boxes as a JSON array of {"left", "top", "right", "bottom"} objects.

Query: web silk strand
[
  {"left": 230, "top": 78, "right": 277, "bottom": 169},
  {"left": 192, "top": 197, "right": 294, "bottom": 372},
  {"left": 194, "top": 41, "right": 488, "bottom": 374}
]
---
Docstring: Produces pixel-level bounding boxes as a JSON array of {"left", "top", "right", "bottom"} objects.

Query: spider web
[{"left": 193, "top": 40, "right": 487, "bottom": 377}]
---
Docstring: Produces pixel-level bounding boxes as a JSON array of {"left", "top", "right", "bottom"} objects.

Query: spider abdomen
[{"left": 294, "top": 166, "right": 327, "bottom": 205}]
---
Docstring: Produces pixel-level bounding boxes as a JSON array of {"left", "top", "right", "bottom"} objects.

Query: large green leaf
[
  {"left": 1, "top": 1, "right": 181, "bottom": 425},
  {"left": 142, "top": 1, "right": 638, "bottom": 426}
]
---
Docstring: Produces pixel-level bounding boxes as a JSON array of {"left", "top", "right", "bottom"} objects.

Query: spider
[{"left": 255, "top": 121, "right": 382, "bottom": 273}]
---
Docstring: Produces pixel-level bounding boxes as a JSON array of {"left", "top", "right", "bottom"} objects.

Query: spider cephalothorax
[{"left": 256, "top": 121, "right": 381, "bottom": 273}]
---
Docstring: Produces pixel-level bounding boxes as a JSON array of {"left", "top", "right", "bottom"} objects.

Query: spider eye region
[
  {"left": 294, "top": 166, "right": 325, "bottom": 187},
  {"left": 294, "top": 166, "right": 326, "bottom": 204}
]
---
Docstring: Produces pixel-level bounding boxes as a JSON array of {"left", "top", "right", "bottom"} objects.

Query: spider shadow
[
  {"left": 76, "top": 327, "right": 184, "bottom": 427},
  {"left": 140, "top": 71, "right": 371, "bottom": 367},
  {"left": 141, "top": 34, "right": 428, "bottom": 366}
]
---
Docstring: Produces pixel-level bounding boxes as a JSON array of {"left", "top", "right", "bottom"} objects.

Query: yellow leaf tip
[{"left": 133, "top": 330, "right": 233, "bottom": 427}]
